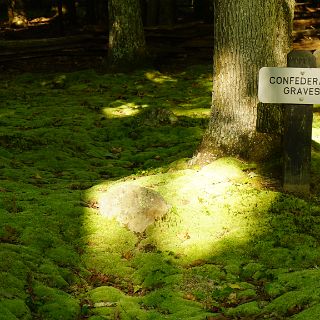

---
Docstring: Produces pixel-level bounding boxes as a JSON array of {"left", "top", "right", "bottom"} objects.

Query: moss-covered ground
[{"left": 1, "top": 64, "right": 320, "bottom": 319}]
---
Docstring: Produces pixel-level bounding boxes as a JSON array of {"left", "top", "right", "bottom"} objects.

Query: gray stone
[{"left": 98, "top": 184, "right": 170, "bottom": 233}]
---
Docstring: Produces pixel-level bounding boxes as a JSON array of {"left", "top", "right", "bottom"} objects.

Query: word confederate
[{"left": 269, "top": 76, "right": 320, "bottom": 96}]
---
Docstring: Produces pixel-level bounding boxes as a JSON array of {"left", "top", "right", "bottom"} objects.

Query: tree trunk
[
  {"left": 200, "top": 0, "right": 295, "bottom": 161},
  {"left": 108, "top": 0, "right": 147, "bottom": 70}
]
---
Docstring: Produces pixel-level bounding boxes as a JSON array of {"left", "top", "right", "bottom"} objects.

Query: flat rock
[{"left": 98, "top": 184, "right": 170, "bottom": 233}]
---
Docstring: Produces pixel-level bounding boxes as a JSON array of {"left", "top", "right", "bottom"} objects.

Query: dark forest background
[{"left": 0, "top": 0, "right": 320, "bottom": 73}]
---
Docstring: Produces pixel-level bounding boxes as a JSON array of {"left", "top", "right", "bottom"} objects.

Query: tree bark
[
  {"left": 108, "top": 0, "right": 147, "bottom": 69},
  {"left": 200, "top": 0, "right": 295, "bottom": 161}
]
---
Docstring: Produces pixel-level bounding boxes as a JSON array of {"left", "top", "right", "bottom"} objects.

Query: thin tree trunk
[
  {"left": 200, "top": 0, "right": 295, "bottom": 161},
  {"left": 108, "top": 0, "right": 147, "bottom": 69}
]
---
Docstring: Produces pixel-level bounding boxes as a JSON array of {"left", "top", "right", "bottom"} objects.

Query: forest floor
[{"left": 2, "top": 62, "right": 320, "bottom": 320}]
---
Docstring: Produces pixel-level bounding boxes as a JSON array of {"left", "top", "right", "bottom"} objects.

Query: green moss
[
  {"left": 132, "top": 253, "right": 179, "bottom": 289},
  {"left": 277, "top": 269, "right": 320, "bottom": 290},
  {"left": 237, "top": 288, "right": 257, "bottom": 300},
  {"left": 88, "top": 286, "right": 124, "bottom": 303},
  {"left": 3, "top": 64, "right": 320, "bottom": 320},
  {"left": 89, "top": 306, "right": 115, "bottom": 317},
  {"left": 225, "top": 301, "right": 260, "bottom": 317},
  {"left": 37, "top": 263, "right": 69, "bottom": 288},
  {"left": 86, "top": 288, "right": 160, "bottom": 320},
  {"left": 83, "top": 252, "right": 134, "bottom": 278},
  {"left": 33, "top": 283, "right": 80, "bottom": 320},
  {"left": 187, "top": 264, "right": 225, "bottom": 282},
  {"left": 47, "top": 245, "right": 80, "bottom": 267},
  {"left": 0, "top": 299, "right": 31, "bottom": 320},
  {"left": 293, "top": 304, "right": 320, "bottom": 319},
  {"left": 0, "top": 272, "right": 27, "bottom": 299},
  {"left": 263, "top": 290, "right": 311, "bottom": 315},
  {"left": 0, "top": 250, "right": 29, "bottom": 280},
  {"left": 19, "top": 227, "right": 61, "bottom": 252},
  {"left": 0, "top": 306, "right": 17, "bottom": 320},
  {"left": 241, "top": 262, "right": 265, "bottom": 279},
  {"left": 142, "top": 288, "right": 209, "bottom": 319},
  {"left": 264, "top": 282, "right": 286, "bottom": 298},
  {"left": 116, "top": 299, "right": 150, "bottom": 320}
]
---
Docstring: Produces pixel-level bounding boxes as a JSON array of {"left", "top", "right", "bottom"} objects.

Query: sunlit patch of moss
[
  {"left": 82, "top": 208, "right": 138, "bottom": 252},
  {"left": 86, "top": 158, "right": 278, "bottom": 266},
  {"left": 312, "top": 128, "right": 320, "bottom": 143},
  {"left": 311, "top": 150, "right": 320, "bottom": 195},
  {"left": 103, "top": 103, "right": 141, "bottom": 118},
  {"left": 312, "top": 112, "right": 320, "bottom": 195},
  {"left": 171, "top": 107, "right": 210, "bottom": 117},
  {"left": 145, "top": 173, "right": 275, "bottom": 263},
  {"left": 145, "top": 71, "right": 177, "bottom": 84},
  {"left": 81, "top": 207, "right": 138, "bottom": 277}
]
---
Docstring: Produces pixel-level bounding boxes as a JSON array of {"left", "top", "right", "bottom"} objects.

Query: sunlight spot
[
  {"left": 312, "top": 128, "right": 320, "bottom": 143},
  {"left": 84, "top": 158, "right": 278, "bottom": 265},
  {"left": 81, "top": 206, "right": 138, "bottom": 276},
  {"left": 145, "top": 71, "right": 177, "bottom": 84},
  {"left": 170, "top": 108, "right": 210, "bottom": 117},
  {"left": 102, "top": 103, "right": 142, "bottom": 118}
]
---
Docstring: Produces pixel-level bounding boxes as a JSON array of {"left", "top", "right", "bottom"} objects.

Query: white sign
[{"left": 258, "top": 67, "right": 320, "bottom": 104}]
